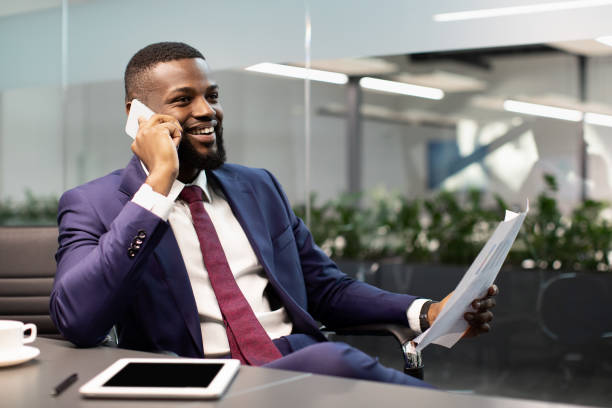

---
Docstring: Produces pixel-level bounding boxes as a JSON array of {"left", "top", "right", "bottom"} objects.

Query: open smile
[{"left": 185, "top": 122, "right": 218, "bottom": 144}]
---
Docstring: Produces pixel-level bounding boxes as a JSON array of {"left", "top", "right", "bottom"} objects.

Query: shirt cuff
[
  {"left": 132, "top": 183, "right": 175, "bottom": 221},
  {"left": 406, "top": 298, "right": 431, "bottom": 334}
]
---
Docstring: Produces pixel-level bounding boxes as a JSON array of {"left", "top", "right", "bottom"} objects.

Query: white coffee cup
[{"left": 0, "top": 320, "right": 37, "bottom": 353}]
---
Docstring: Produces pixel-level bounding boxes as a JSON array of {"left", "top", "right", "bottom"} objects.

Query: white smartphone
[
  {"left": 79, "top": 357, "right": 240, "bottom": 399},
  {"left": 125, "top": 99, "right": 155, "bottom": 139}
]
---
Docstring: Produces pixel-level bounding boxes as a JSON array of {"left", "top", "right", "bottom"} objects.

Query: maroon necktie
[{"left": 179, "top": 185, "right": 282, "bottom": 365}]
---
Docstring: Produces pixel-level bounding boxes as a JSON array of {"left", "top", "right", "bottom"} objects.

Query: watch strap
[{"left": 419, "top": 300, "right": 434, "bottom": 332}]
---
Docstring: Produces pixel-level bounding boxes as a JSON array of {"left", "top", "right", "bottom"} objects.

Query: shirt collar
[
  {"left": 185, "top": 170, "right": 213, "bottom": 203},
  {"left": 140, "top": 161, "right": 212, "bottom": 203}
]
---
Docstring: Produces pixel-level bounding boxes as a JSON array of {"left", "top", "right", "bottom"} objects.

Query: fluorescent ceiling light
[
  {"left": 434, "top": 0, "right": 612, "bottom": 22},
  {"left": 584, "top": 112, "right": 612, "bottom": 127},
  {"left": 245, "top": 63, "right": 348, "bottom": 84},
  {"left": 503, "top": 100, "right": 583, "bottom": 121},
  {"left": 359, "top": 77, "right": 444, "bottom": 100},
  {"left": 596, "top": 35, "right": 612, "bottom": 47}
]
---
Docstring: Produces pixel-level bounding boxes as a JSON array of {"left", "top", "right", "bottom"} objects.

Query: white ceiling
[
  {"left": 0, "top": 0, "right": 87, "bottom": 18},
  {"left": 4, "top": 0, "right": 612, "bottom": 90}
]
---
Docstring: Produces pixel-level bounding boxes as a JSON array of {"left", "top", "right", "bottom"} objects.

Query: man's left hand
[{"left": 427, "top": 284, "right": 498, "bottom": 338}]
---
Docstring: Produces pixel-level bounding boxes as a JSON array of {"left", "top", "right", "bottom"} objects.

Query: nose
[{"left": 192, "top": 96, "right": 215, "bottom": 119}]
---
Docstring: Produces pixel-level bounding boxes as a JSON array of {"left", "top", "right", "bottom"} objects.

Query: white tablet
[{"left": 79, "top": 358, "right": 240, "bottom": 399}]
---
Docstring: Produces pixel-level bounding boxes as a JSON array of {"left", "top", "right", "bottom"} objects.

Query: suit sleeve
[
  {"left": 263, "top": 170, "right": 418, "bottom": 328},
  {"left": 50, "top": 186, "right": 169, "bottom": 347}
]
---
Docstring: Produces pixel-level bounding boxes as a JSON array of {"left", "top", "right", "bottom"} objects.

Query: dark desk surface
[{"left": 0, "top": 338, "right": 599, "bottom": 408}]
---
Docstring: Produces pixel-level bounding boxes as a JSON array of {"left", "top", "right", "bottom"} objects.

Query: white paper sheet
[{"left": 413, "top": 201, "right": 529, "bottom": 352}]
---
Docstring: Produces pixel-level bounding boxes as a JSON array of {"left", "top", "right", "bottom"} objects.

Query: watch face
[{"left": 419, "top": 301, "right": 433, "bottom": 331}]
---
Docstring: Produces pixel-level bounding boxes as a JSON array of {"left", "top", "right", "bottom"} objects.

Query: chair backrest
[
  {"left": 0, "top": 226, "right": 61, "bottom": 338},
  {"left": 537, "top": 272, "right": 612, "bottom": 346}
]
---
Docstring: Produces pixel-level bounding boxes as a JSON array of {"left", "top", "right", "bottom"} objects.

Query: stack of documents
[{"left": 413, "top": 202, "right": 529, "bottom": 352}]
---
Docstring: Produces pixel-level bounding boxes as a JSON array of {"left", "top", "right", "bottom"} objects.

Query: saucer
[{"left": 0, "top": 346, "right": 40, "bottom": 368}]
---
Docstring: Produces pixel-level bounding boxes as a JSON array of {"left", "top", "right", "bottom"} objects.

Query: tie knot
[{"left": 179, "top": 185, "right": 205, "bottom": 204}]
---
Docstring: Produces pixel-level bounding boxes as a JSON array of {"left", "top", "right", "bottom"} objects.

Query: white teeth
[{"left": 190, "top": 127, "right": 214, "bottom": 135}]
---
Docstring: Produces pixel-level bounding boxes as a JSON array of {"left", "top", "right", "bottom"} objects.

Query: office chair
[
  {"left": 538, "top": 272, "right": 611, "bottom": 345},
  {"left": 0, "top": 226, "right": 62, "bottom": 338},
  {"left": 537, "top": 272, "right": 612, "bottom": 378},
  {"left": 322, "top": 324, "right": 424, "bottom": 380}
]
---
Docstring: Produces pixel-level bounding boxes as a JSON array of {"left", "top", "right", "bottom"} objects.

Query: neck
[{"left": 177, "top": 165, "right": 201, "bottom": 184}]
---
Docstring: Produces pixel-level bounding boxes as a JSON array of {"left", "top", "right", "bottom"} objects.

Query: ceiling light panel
[
  {"left": 585, "top": 112, "right": 612, "bottom": 127},
  {"left": 245, "top": 63, "right": 348, "bottom": 85},
  {"left": 504, "top": 99, "right": 583, "bottom": 121},
  {"left": 434, "top": 0, "right": 612, "bottom": 22},
  {"left": 359, "top": 77, "right": 444, "bottom": 100}
]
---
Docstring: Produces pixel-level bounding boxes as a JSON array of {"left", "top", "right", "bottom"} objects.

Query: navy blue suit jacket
[{"left": 50, "top": 156, "right": 417, "bottom": 357}]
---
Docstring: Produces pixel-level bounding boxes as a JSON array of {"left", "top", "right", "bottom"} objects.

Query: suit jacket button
[
  {"left": 128, "top": 248, "right": 136, "bottom": 258},
  {"left": 137, "top": 230, "right": 147, "bottom": 239},
  {"left": 133, "top": 238, "right": 143, "bottom": 245}
]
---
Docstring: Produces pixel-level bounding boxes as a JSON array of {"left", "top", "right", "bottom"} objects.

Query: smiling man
[{"left": 50, "top": 42, "right": 497, "bottom": 388}]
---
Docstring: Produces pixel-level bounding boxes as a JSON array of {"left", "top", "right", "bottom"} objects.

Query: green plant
[
  {"left": 0, "top": 190, "right": 58, "bottom": 226},
  {"left": 294, "top": 174, "right": 612, "bottom": 272},
  {"left": 423, "top": 189, "right": 503, "bottom": 265},
  {"left": 520, "top": 174, "right": 563, "bottom": 268},
  {"left": 517, "top": 174, "right": 612, "bottom": 271}
]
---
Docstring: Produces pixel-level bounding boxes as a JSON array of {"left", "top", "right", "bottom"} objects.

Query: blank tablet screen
[{"left": 103, "top": 362, "right": 224, "bottom": 388}]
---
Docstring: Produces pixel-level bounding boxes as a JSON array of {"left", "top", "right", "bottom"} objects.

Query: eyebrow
[{"left": 169, "top": 84, "right": 219, "bottom": 94}]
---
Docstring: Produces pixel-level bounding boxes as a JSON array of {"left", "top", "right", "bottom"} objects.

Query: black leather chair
[
  {"left": 537, "top": 272, "right": 612, "bottom": 377},
  {"left": 322, "top": 324, "right": 424, "bottom": 379},
  {"left": 538, "top": 272, "right": 612, "bottom": 345},
  {"left": 0, "top": 226, "right": 62, "bottom": 338}
]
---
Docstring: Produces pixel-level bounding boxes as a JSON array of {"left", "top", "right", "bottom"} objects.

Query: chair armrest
[{"left": 321, "top": 324, "right": 424, "bottom": 380}]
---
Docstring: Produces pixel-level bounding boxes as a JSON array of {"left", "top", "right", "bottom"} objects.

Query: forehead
[{"left": 147, "top": 58, "right": 215, "bottom": 94}]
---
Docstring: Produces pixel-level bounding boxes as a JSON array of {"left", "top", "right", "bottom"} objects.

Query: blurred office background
[{"left": 1, "top": 0, "right": 612, "bottom": 406}]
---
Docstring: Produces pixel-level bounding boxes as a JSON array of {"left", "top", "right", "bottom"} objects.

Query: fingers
[
  {"left": 136, "top": 114, "right": 182, "bottom": 146},
  {"left": 131, "top": 113, "right": 181, "bottom": 188},
  {"left": 470, "top": 284, "right": 498, "bottom": 310},
  {"left": 465, "top": 310, "right": 493, "bottom": 324},
  {"left": 461, "top": 285, "right": 498, "bottom": 339},
  {"left": 472, "top": 297, "right": 496, "bottom": 311},
  {"left": 477, "top": 285, "right": 498, "bottom": 303},
  {"left": 157, "top": 122, "right": 183, "bottom": 145},
  {"left": 466, "top": 322, "right": 491, "bottom": 334},
  {"left": 464, "top": 310, "right": 493, "bottom": 338},
  {"left": 138, "top": 114, "right": 181, "bottom": 134}
]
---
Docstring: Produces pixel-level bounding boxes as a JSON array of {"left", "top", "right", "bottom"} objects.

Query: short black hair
[{"left": 124, "top": 42, "right": 205, "bottom": 102}]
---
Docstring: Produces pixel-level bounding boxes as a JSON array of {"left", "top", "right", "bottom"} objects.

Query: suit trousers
[{"left": 267, "top": 335, "right": 433, "bottom": 389}]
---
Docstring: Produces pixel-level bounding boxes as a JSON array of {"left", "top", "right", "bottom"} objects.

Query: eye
[
  {"left": 207, "top": 92, "right": 219, "bottom": 102},
  {"left": 173, "top": 95, "right": 192, "bottom": 104}
]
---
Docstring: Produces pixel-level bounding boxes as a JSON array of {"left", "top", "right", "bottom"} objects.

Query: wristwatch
[{"left": 419, "top": 301, "right": 435, "bottom": 332}]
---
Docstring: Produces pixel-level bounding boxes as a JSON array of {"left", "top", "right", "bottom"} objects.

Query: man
[{"left": 50, "top": 42, "right": 496, "bottom": 388}]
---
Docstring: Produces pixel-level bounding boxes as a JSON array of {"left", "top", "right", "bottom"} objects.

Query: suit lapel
[
  {"left": 153, "top": 232, "right": 205, "bottom": 356},
  {"left": 209, "top": 168, "right": 275, "bottom": 275},
  {"left": 118, "top": 155, "right": 147, "bottom": 200},
  {"left": 210, "top": 168, "right": 326, "bottom": 340},
  {"left": 118, "top": 155, "right": 204, "bottom": 356}
]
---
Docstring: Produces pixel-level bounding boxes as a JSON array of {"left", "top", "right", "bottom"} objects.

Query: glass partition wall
[{"left": 1, "top": 1, "right": 611, "bottom": 406}]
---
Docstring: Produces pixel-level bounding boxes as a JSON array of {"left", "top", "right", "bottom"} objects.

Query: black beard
[{"left": 177, "top": 126, "right": 226, "bottom": 171}]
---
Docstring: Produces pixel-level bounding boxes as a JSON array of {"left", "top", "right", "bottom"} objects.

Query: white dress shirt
[{"left": 132, "top": 168, "right": 427, "bottom": 356}]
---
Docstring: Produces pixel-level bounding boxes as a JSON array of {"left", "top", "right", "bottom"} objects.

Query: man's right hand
[{"left": 131, "top": 114, "right": 182, "bottom": 196}]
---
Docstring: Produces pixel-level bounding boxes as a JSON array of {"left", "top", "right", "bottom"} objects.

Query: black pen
[{"left": 51, "top": 373, "right": 78, "bottom": 396}]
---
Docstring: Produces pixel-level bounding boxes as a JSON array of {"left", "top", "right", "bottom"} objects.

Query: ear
[{"left": 125, "top": 100, "right": 132, "bottom": 116}]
